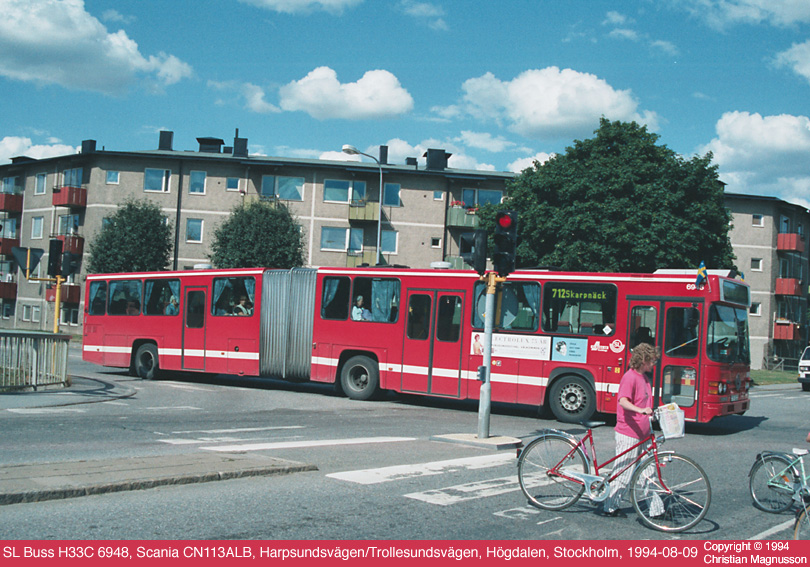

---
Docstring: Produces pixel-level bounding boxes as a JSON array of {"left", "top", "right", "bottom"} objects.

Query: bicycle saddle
[
  {"left": 581, "top": 420, "right": 606, "bottom": 429},
  {"left": 793, "top": 448, "right": 808, "bottom": 456}
]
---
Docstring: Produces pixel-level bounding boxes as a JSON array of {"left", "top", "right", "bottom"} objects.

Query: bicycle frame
[
  {"left": 760, "top": 451, "right": 810, "bottom": 501},
  {"left": 548, "top": 427, "right": 668, "bottom": 502}
]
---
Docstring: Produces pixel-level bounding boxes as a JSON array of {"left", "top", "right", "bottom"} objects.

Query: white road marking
[
  {"left": 405, "top": 474, "right": 521, "bottom": 506},
  {"left": 172, "top": 426, "right": 304, "bottom": 434},
  {"left": 328, "top": 453, "right": 514, "bottom": 485},
  {"left": 750, "top": 518, "right": 795, "bottom": 540},
  {"left": 7, "top": 408, "right": 87, "bottom": 414},
  {"left": 200, "top": 436, "right": 416, "bottom": 452}
]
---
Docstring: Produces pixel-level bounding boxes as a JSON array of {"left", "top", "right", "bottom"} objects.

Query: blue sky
[{"left": 2, "top": 0, "right": 810, "bottom": 206}]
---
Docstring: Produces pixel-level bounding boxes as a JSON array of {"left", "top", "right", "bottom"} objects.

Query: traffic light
[
  {"left": 460, "top": 229, "right": 487, "bottom": 276},
  {"left": 492, "top": 211, "right": 518, "bottom": 277},
  {"left": 47, "top": 239, "right": 63, "bottom": 277},
  {"left": 61, "top": 252, "right": 80, "bottom": 277}
]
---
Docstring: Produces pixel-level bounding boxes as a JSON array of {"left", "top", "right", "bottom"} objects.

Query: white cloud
[
  {"left": 603, "top": 11, "right": 630, "bottom": 26},
  {"left": 0, "top": 0, "right": 192, "bottom": 94},
  {"left": 0, "top": 136, "right": 77, "bottom": 164},
  {"left": 398, "top": 1, "right": 448, "bottom": 30},
  {"left": 680, "top": 0, "right": 810, "bottom": 28},
  {"left": 242, "top": 83, "right": 281, "bottom": 113},
  {"left": 651, "top": 40, "right": 679, "bottom": 56},
  {"left": 508, "top": 152, "right": 554, "bottom": 173},
  {"left": 775, "top": 40, "right": 810, "bottom": 85},
  {"left": 279, "top": 66, "right": 414, "bottom": 119},
  {"left": 609, "top": 28, "right": 640, "bottom": 41},
  {"left": 452, "top": 67, "right": 658, "bottom": 140},
  {"left": 457, "top": 131, "right": 517, "bottom": 153},
  {"left": 238, "top": 0, "right": 362, "bottom": 14},
  {"left": 700, "top": 111, "right": 810, "bottom": 206}
]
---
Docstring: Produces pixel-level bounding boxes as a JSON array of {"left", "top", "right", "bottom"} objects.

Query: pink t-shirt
[{"left": 615, "top": 368, "right": 652, "bottom": 439}]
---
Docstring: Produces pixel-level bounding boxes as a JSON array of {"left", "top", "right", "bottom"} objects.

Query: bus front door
[
  {"left": 627, "top": 300, "right": 702, "bottom": 422},
  {"left": 182, "top": 287, "right": 206, "bottom": 371},
  {"left": 401, "top": 289, "right": 465, "bottom": 397}
]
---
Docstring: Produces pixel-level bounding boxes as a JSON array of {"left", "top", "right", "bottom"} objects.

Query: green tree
[
  {"left": 86, "top": 200, "right": 173, "bottom": 273},
  {"left": 210, "top": 201, "right": 304, "bottom": 268},
  {"left": 485, "top": 118, "right": 736, "bottom": 272}
]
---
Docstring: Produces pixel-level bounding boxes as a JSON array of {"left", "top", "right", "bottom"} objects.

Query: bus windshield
[{"left": 707, "top": 304, "right": 750, "bottom": 364}]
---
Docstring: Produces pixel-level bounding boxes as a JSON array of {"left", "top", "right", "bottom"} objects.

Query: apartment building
[
  {"left": 725, "top": 192, "right": 810, "bottom": 369},
  {"left": 0, "top": 131, "right": 512, "bottom": 333}
]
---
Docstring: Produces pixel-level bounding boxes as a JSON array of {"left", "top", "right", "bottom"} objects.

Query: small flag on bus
[{"left": 695, "top": 261, "right": 707, "bottom": 287}]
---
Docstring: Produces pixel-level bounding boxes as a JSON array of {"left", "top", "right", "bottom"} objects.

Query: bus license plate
[{"left": 730, "top": 395, "right": 739, "bottom": 402}]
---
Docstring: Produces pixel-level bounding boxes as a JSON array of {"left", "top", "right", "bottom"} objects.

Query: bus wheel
[
  {"left": 340, "top": 356, "right": 379, "bottom": 401},
  {"left": 134, "top": 344, "right": 160, "bottom": 380},
  {"left": 548, "top": 376, "right": 595, "bottom": 423}
]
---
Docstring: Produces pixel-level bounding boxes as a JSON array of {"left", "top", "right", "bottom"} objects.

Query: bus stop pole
[{"left": 478, "top": 271, "right": 498, "bottom": 439}]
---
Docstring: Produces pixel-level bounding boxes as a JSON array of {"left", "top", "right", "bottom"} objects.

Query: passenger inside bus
[
  {"left": 233, "top": 296, "right": 253, "bottom": 316},
  {"left": 351, "top": 296, "right": 372, "bottom": 321}
]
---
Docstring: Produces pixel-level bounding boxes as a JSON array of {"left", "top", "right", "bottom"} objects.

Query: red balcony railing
[
  {"left": 0, "top": 237, "right": 20, "bottom": 256},
  {"left": 777, "top": 233, "right": 805, "bottom": 253},
  {"left": 52, "top": 186, "right": 87, "bottom": 208},
  {"left": 773, "top": 321, "right": 800, "bottom": 341},
  {"left": 0, "top": 193, "right": 23, "bottom": 213},
  {"left": 775, "top": 277, "right": 803, "bottom": 296},
  {"left": 55, "top": 234, "right": 84, "bottom": 255},
  {"left": 46, "top": 284, "right": 81, "bottom": 304},
  {"left": 0, "top": 281, "right": 16, "bottom": 300}
]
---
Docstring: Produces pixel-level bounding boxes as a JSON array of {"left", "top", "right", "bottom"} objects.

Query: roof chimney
[
  {"left": 405, "top": 157, "right": 418, "bottom": 168},
  {"left": 197, "top": 137, "right": 224, "bottom": 153},
  {"left": 425, "top": 148, "right": 451, "bottom": 170},
  {"left": 379, "top": 145, "right": 388, "bottom": 165},
  {"left": 81, "top": 140, "right": 97, "bottom": 154},
  {"left": 158, "top": 131, "right": 174, "bottom": 151}
]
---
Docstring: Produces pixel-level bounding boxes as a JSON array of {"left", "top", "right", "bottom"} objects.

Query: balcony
[
  {"left": 447, "top": 207, "right": 479, "bottom": 229},
  {"left": 777, "top": 232, "right": 805, "bottom": 253},
  {"left": 774, "top": 320, "right": 801, "bottom": 341},
  {"left": 0, "top": 281, "right": 16, "bottom": 300},
  {"left": 52, "top": 185, "right": 87, "bottom": 208},
  {"left": 346, "top": 250, "right": 378, "bottom": 267},
  {"left": 775, "top": 277, "right": 803, "bottom": 296},
  {"left": 0, "top": 192, "right": 23, "bottom": 213},
  {"left": 348, "top": 200, "right": 379, "bottom": 223},
  {"left": 0, "top": 237, "right": 20, "bottom": 256},
  {"left": 55, "top": 234, "right": 84, "bottom": 255},
  {"left": 45, "top": 283, "right": 81, "bottom": 304}
]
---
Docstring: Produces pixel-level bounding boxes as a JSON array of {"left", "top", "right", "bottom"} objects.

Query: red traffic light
[{"left": 496, "top": 213, "right": 514, "bottom": 229}]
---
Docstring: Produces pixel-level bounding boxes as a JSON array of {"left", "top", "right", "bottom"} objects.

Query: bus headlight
[{"left": 708, "top": 381, "right": 728, "bottom": 395}]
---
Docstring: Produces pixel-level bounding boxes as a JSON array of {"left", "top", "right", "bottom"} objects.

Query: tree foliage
[
  {"left": 210, "top": 200, "right": 305, "bottom": 269},
  {"left": 483, "top": 118, "right": 736, "bottom": 272},
  {"left": 86, "top": 200, "right": 173, "bottom": 274}
]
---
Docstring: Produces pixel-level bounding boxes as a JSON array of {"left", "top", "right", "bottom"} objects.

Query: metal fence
[{"left": 0, "top": 331, "right": 71, "bottom": 391}]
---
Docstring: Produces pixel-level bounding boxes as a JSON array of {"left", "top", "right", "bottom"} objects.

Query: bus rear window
[
  {"left": 88, "top": 281, "right": 107, "bottom": 315},
  {"left": 541, "top": 282, "right": 617, "bottom": 336}
]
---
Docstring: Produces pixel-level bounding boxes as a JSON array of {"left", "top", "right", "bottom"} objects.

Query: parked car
[{"left": 799, "top": 346, "right": 810, "bottom": 392}]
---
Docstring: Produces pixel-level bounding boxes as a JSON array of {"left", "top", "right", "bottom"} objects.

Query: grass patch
[{"left": 751, "top": 369, "right": 798, "bottom": 385}]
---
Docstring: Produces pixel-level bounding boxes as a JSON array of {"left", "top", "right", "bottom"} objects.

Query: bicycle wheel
[
  {"left": 749, "top": 454, "right": 797, "bottom": 513},
  {"left": 795, "top": 505, "right": 810, "bottom": 540},
  {"left": 518, "top": 434, "right": 588, "bottom": 511},
  {"left": 630, "top": 452, "right": 711, "bottom": 532}
]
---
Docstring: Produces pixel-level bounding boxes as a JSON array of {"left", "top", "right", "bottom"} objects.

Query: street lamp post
[{"left": 342, "top": 144, "right": 383, "bottom": 266}]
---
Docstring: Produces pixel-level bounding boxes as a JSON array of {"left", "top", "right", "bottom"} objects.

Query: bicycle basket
[{"left": 657, "top": 403, "right": 685, "bottom": 439}]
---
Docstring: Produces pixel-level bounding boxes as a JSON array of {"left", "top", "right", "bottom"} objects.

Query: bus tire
[
  {"left": 340, "top": 356, "right": 379, "bottom": 401},
  {"left": 548, "top": 375, "right": 595, "bottom": 423},
  {"left": 134, "top": 343, "right": 160, "bottom": 380}
]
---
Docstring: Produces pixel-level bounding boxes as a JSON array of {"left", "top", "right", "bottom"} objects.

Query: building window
[
  {"left": 433, "top": 190, "right": 444, "bottom": 201},
  {"left": 60, "top": 307, "right": 79, "bottom": 326},
  {"left": 381, "top": 230, "right": 398, "bottom": 254},
  {"left": 462, "top": 188, "right": 502, "bottom": 207},
  {"left": 751, "top": 258, "right": 762, "bottom": 272},
  {"left": 1, "top": 176, "right": 17, "bottom": 194},
  {"left": 35, "top": 173, "right": 47, "bottom": 194},
  {"left": 752, "top": 214, "right": 764, "bottom": 227},
  {"left": 321, "top": 227, "right": 350, "bottom": 251},
  {"left": 0, "top": 217, "right": 17, "bottom": 239},
  {"left": 348, "top": 227, "right": 363, "bottom": 254},
  {"left": 62, "top": 168, "right": 82, "bottom": 188},
  {"left": 431, "top": 237, "right": 441, "bottom": 248},
  {"left": 189, "top": 171, "right": 207, "bottom": 194},
  {"left": 106, "top": 171, "right": 119, "bottom": 185},
  {"left": 58, "top": 213, "right": 80, "bottom": 236},
  {"left": 144, "top": 168, "right": 171, "bottom": 192},
  {"left": 31, "top": 216, "right": 44, "bottom": 239},
  {"left": 186, "top": 218, "right": 203, "bottom": 243},
  {"left": 22, "top": 304, "right": 41, "bottom": 323},
  {"left": 226, "top": 177, "right": 240, "bottom": 192},
  {"left": 383, "top": 183, "right": 401, "bottom": 207},
  {"left": 324, "top": 179, "right": 365, "bottom": 204},
  {"left": 780, "top": 215, "right": 790, "bottom": 234},
  {"left": 261, "top": 175, "right": 304, "bottom": 201},
  {"left": 749, "top": 302, "right": 761, "bottom": 317},
  {"left": 2, "top": 301, "right": 14, "bottom": 319}
]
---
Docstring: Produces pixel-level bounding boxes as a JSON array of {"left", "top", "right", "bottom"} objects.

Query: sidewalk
[{"left": 0, "top": 372, "right": 317, "bottom": 506}]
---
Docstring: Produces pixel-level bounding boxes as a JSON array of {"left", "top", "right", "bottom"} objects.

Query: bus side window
[
  {"left": 321, "top": 276, "right": 350, "bottom": 320},
  {"left": 407, "top": 295, "right": 431, "bottom": 340},
  {"left": 186, "top": 290, "right": 205, "bottom": 328},
  {"left": 88, "top": 281, "right": 107, "bottom": 315},
  {"left": 436, "top": 296, "right": 462, "bottom": 342}
]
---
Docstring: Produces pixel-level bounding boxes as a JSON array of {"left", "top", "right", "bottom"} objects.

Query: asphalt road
[{"left": 0, "top": 349, "right": 807, "bottom": 541}]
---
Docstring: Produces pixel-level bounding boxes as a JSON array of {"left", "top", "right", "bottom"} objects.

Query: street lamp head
[{"left": 342, "top": 144, "right": 359, "bottom": 155}]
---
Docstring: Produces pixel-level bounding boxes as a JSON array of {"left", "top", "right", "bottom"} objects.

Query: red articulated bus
[{"left": 83, "top": 266, "right": 751, "bottom": 423}]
